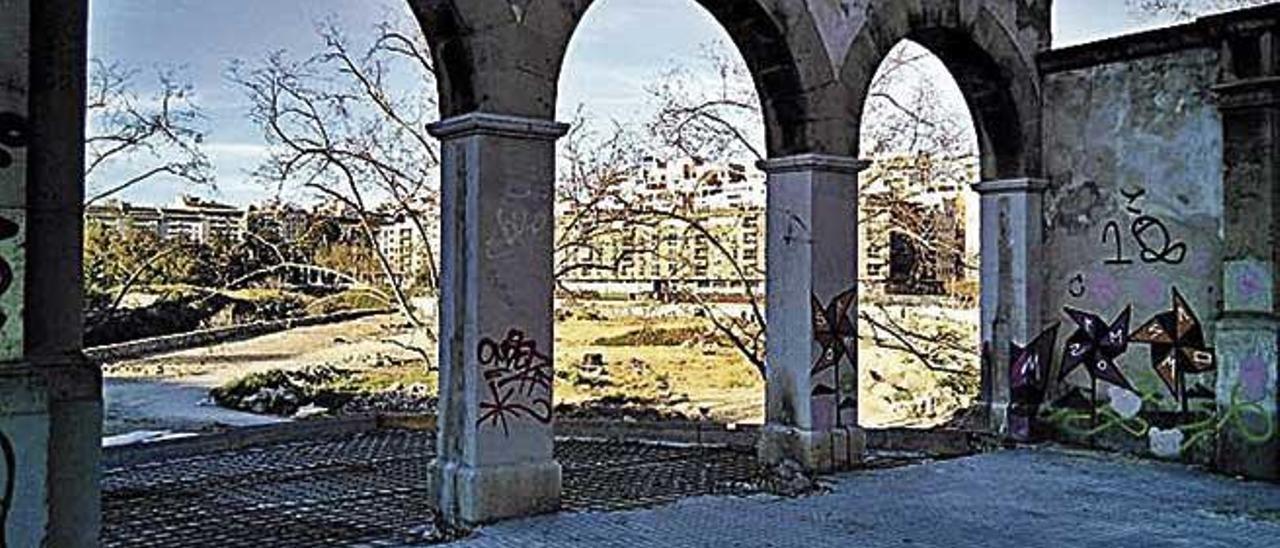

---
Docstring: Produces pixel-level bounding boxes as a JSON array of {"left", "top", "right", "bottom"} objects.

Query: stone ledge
[
  {"left": 758, "top": 154, "right": 871, "bottom": 176},
  {"left": 427, "top": 112, "right": 570, "bottom": 141},
  {"left": 971, "top": 178, "right": 1050, "bottom": 195}
]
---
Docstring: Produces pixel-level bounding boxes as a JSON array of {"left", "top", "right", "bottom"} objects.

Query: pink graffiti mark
[
  {"left": 1139, "top": 274, "right": 1165, "bottom": 308},
  {"left": 1089, "top": 269, "right": 1122, "bottom": 305},
  {"left": 1236, "top": 264, "right": 1267, "bottom": 302},
  {"left": 1240, "top": 353, "right": 1270, "bottom": 403}
]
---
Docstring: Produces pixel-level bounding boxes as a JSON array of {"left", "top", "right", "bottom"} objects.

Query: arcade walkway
[{"left": 101, "top": 427, "right": 1280, "bottom": 547}]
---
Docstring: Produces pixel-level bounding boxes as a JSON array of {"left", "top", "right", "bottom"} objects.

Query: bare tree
[
  {"left": 230, "top": 18, "right": 440, "bottom": 328},
  {"left": 85, "top": 60, "right": 214, "bottom": 206},
  {"left": 1128, "top": 0, "right": 1270, "bottom": 19},
  {"left": 558, "top": 40, "right": 978, "bottom": 383}
]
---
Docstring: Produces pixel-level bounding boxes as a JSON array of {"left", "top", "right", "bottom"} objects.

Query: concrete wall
[
  {"left": 1034, "top": 6, "right": 1280, "bottom": 475},
  {"left": 1043, "top": 47, "right": 1224, "bottom": 418}
]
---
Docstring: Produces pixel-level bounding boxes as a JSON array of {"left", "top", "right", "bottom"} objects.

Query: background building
[{"left": 86, "top": 195, "right": 247, "bottom": 244}]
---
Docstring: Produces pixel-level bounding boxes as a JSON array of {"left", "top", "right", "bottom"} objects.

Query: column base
[
  {"left": 988, "top": 401, "right": 1011, "bottom": 439},
  {"left": 431, "top": 458, "right": 562, "bottom": 526},
  {"left": 757, "top": 424, "right": 867, "bottom": 473},
  {"left": 0, "top": 360, "right": 101, "bottom": 546},
  {"left": 1214, "top": 316, "right": 1279, "bottom": 481}
]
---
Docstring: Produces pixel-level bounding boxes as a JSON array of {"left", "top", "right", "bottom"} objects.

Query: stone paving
[
  {"left": 102, "top": 428, "right": 1280, "bottom": 547},
  {"left": 453, "top": 448, "right": 1280, "bottom": 548}
]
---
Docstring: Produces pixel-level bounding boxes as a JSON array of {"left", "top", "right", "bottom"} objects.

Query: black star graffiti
[
  {"left": 1130, "top": 288, "right": 1215, "bottom": 410},
  {"left": 810, "top": 288, "right": 858, "bottom": 415},
  {"left": 1010, "top": 323, "right": 1060, "bottom": 407},
  {"left": 1060, "top": 306, "right": 1135, "bottom": 392}
]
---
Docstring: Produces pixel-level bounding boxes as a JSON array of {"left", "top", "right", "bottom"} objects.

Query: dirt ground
[{"left": 102, "top": 300, "right": 980, "bottom": 438}]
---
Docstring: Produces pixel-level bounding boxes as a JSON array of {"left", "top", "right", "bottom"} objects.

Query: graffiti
[
  {"left": 1120, "top": 187, "right": 1146, "bottom": 214},
  {"left": 1060, "top": 306, "right": 1135, "bottom": 392},
  {"left": 1009, "top": 324, "right": 1060, "bottom": 440},
  {"left": 484, "top": 207, "right": 548, "bottom": 260},
  {"left": 1179, "top": 384, "right": 1275, "bottom": 452},
  {"left": 0, "top": 113, "right": 27, "bottom": 170},
  {"left": 782, "top": 213, "right": 810, "bottom": 246},
  {"left": 0, "top": 431, "right": 12, "bottom": 548},
  {"left": 1129, "top": 288, "right": 1216, "bottom": 412},
  {"left": 1046, "top": 383, "right": 1275, "bottom": 457},
  {"left": 476, "top": 329, "right": 553, "bottom": 436},
  {"left": 1234, "top": 261, "right": 1268, "bottom": 303},
  {"left": 0, "top": 113, "right": 25, "bottom": 348},
  {"left": 1101, "top": 222, "right": 1132, "bottom": 265},
  {"left": 1239, "top": 352, "right": 1270, "bottom": 403},
  {"left": 810, "top": 288, "right": 857, "bottom": 427},
  {"left": 1010, "top": 324, "right": 1060, "bottom": 408},
  {"left": 1068, "top": 274, "right": 1086, "bottom": 298},
  {"left": 1099, "top": 188, "right": 1188, "bottom": 266},
  {"left": 1131, "top": 216, "right": 1187, "bottom": 264}
]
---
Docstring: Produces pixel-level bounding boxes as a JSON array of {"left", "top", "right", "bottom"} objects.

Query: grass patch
[{"left": 592, "top": 326, "right": 723, "bottom": 347}]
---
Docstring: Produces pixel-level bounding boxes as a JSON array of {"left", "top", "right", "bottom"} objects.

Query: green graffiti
[
  {"left": 1041, "top": 392, "right": 1159, "bottom": 439},
  {"left": 1041, "top": 385, "right": 1275, "bottom": 456},
  {"left": 1179, "top": 385, "right": 1275, "bottom": 452}
]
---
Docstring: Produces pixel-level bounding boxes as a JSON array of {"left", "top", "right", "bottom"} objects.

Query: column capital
[
  {"left": 971, "top": 178, "right": 1050, "bottom": 196},
  {"left": 758, "top": 154, "right": 870, "bottom": 176},
  {"left": 427, "top": 112, "right": 570, "bottom": 141}
]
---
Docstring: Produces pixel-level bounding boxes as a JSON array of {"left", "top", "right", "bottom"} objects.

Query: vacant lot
[{"left": 102, "top": 299, "right": 979, "bottom": 436}]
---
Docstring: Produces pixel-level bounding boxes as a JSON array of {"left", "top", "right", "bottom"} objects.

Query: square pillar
[
  {"left": 1214, "top": 67, "right": 1280, "bottom": 480},
  {"left": 972, "top": 178, "right": 1048, "bottom": 439},
  {"left": 0, "top": 1, "right": 102, "bottom": 546},
  {"left": 757, "top": 154, "right": 869, "bottom": 472},
  {"left": 427, "top": 113, "right": 568, "bottom": 525}
]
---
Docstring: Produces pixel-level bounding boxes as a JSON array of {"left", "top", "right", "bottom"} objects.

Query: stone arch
[
  {"left": 407, "top": 1, "right": 478, "bottom": 118},
  {"left": 839, "top": 1, "right": 1043, "bottom": 179},
  {"left": 557, "top": 0, "right": 835, "bottom": 157},
  {"left": 413, "top": 0, "right": 838, "bottom": 157}
]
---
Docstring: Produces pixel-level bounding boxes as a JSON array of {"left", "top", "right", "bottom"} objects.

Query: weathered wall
[{"left": 1040, "top": 45, "right": 1227, "bottom": 460}]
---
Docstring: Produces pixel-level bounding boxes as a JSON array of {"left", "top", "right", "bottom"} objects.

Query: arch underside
[
  {"left": 841, "top": 1, "right": 1044, "bottom": 179},
  {"left": 413, "top": 0, "right": 1045, "bottom": 172}
]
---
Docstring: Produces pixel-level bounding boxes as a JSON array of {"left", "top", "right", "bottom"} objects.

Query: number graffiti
[
  {"left": 1099, "top": 188, "right": 1187, "bottom": 266},
  {"left": 476, "top": 329, "right": 554, "bottom": 436}
]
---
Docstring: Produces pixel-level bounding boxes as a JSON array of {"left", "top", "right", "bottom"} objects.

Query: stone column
[
  {"left": 0, "top": 1, "right": 100, "bottom": 545},
  {"left": 427, "top": 113, "right": 568, "bottom": 525},
  {"left": 1213, "top": 31, "right": 1280, "bottom": 479},
  {"left": 972, "top": 178, "right": 1048, "bottom": 439},
  {"left": 757, "top": 154, "right": 868, "bottom": 472}
]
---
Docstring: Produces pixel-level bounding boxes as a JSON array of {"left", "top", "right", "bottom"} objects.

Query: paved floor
[
  {"left": 101, "top": 429, "right": 774, "bottom": 547},
  {"left": 455, "top": 448, "right": 1280, "bottom": 548},
  {"left": 102, "top": 427, "right": 1280, "bottom": 547}
]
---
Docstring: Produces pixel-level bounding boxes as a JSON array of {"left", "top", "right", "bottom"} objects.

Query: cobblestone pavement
[
  {"left": 453, "top": 447, "right": 1280, "bottom": 548},
  {"left": 102, "top": 429, "right": 776, "bottom": 547}
]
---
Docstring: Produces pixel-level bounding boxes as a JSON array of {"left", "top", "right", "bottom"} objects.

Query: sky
[{"left": 87, "top": 0, "right": 1183, "bottom": 207}]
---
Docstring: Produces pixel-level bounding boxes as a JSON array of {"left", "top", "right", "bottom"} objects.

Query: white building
[{"left": 85, "top": 195, "right": 246, "bottom": 244}]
